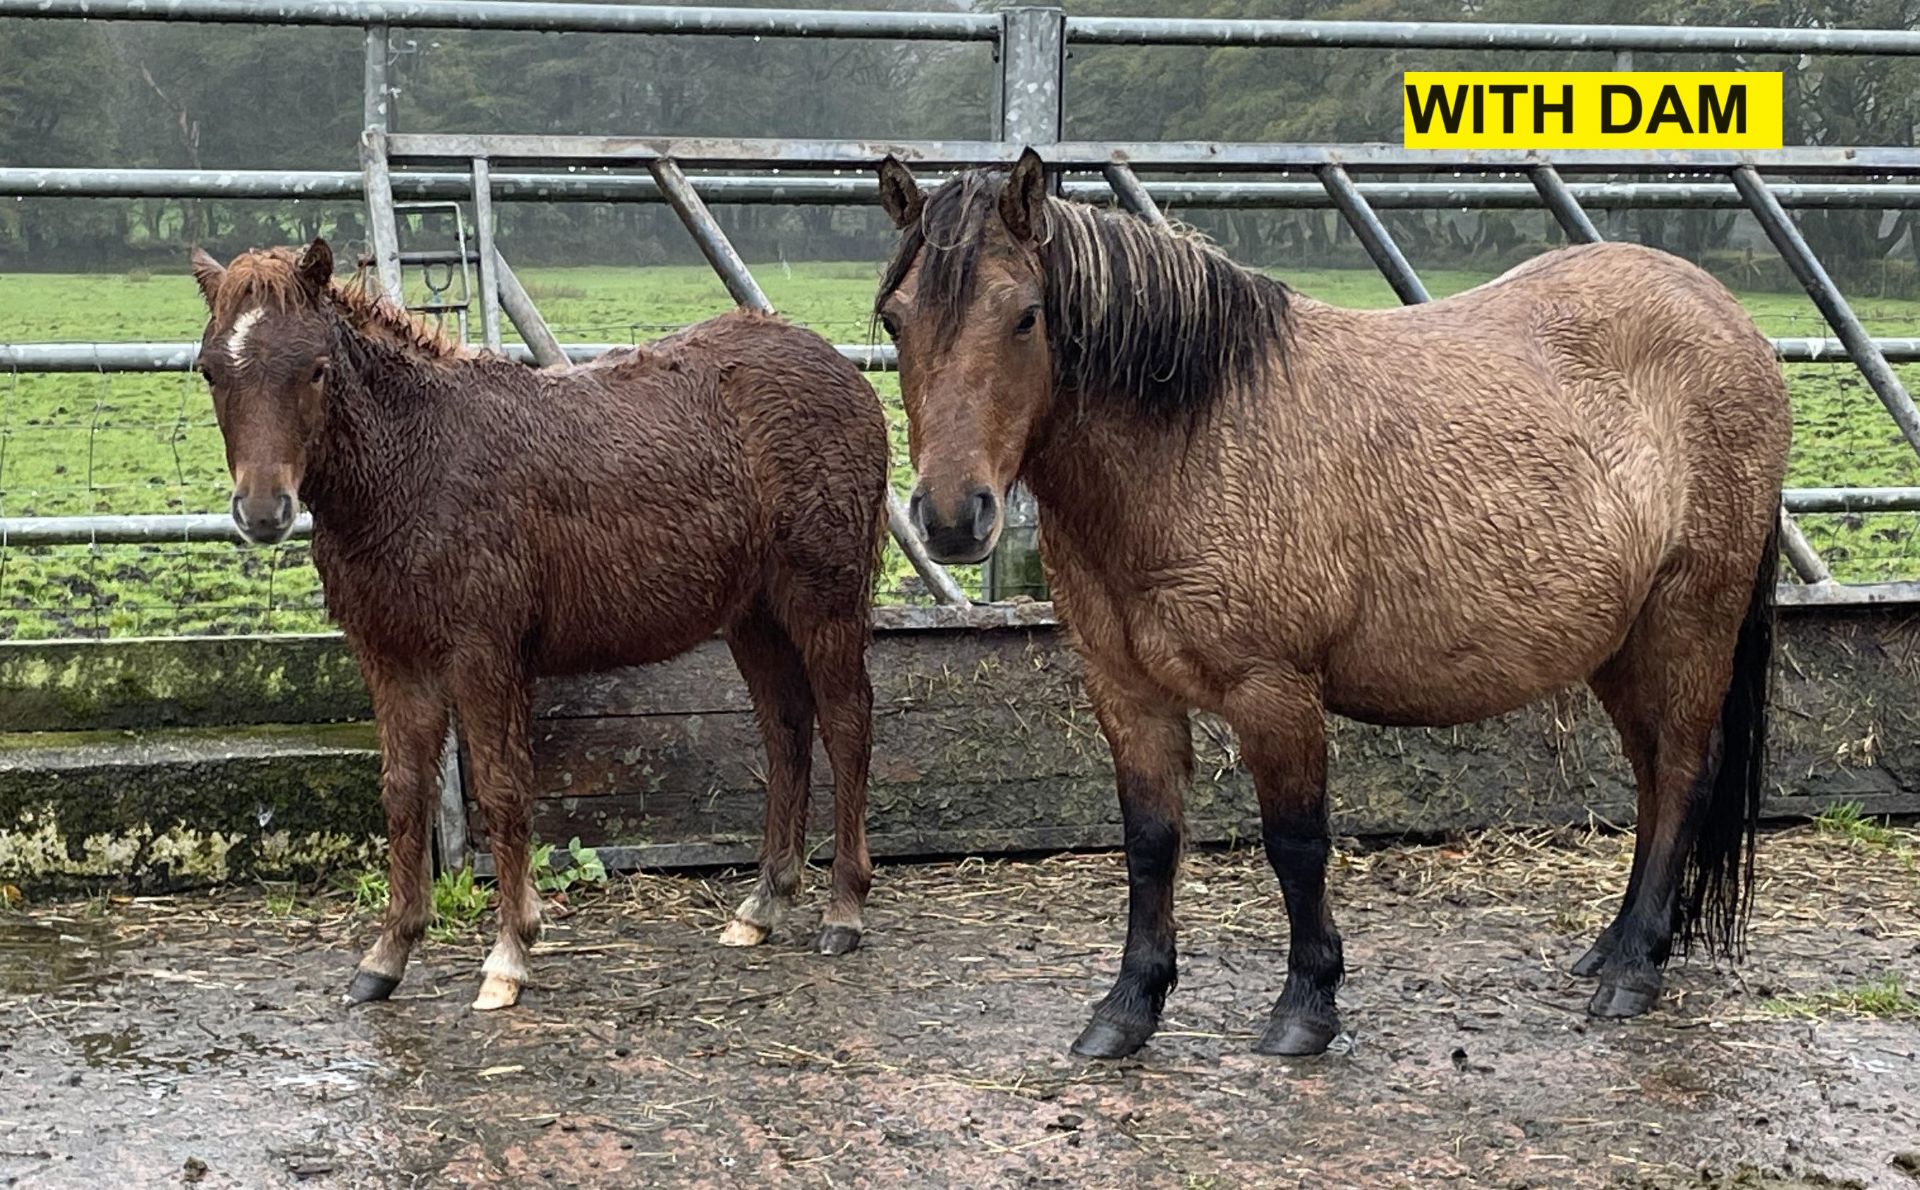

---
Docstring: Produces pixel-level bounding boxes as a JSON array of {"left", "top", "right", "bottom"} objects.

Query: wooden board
[
  {"left": 494, "top": 606, "right": 1920, "bottom": 867},
  {"left": 5, "top": 602, "right": 1913, "bottom": 885}
]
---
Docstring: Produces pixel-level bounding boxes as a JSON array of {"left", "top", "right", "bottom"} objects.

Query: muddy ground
[{"left": 3, "top": 825, "right": 1918, "bottom": 1189}]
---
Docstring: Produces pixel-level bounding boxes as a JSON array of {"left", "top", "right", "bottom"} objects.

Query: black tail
[{"left": 1677, "top": 518, "right": 1778, "bottom": 961}]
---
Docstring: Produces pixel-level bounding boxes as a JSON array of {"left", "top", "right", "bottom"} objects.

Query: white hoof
[
  {"left": 719, "top": 919, "right": 770, "bottom": 947},
  {"left": 472, "top": 973, "right": 522, "bottom": 1011}
]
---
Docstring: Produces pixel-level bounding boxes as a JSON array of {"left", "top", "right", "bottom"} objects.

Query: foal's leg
[
  {"left": 453, "top": 659, "right": 542, "bottom": 1011},
  {"left": 719, "top": 609, "right": 817, "bottom": 948},
  {"left": 794, "top": 613, "right": 874, "bottom": 956},
  {"left": 1231, "top": 675, "right": 1343, "bottom": 1056},
  {"left": 1071, "top": 670, "right": 1193, "bottom": 1060},
  {"left": 348, "top": 664, "right": 449, "bottom": 1002},
  {"left": 1574, "top": 649, "right": 1662, "bottom": 978}
]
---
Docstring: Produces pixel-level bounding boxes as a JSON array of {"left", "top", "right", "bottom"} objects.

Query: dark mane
[{"left": 876, "top": 167, "right": 1292, "bottom": 419}]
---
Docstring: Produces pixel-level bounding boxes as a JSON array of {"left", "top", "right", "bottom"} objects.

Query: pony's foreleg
[
  {"left": 348, "top": 665, "right": 449, "bottom": 1002},
  {"left": 454, "top": 662, "right": 542, "bottom": 1011},
  {"left": 1070, "top": 670, "right": 1193, "bottom": 1060},
  {"left": 799, "top": 617, "right": 874, "bottom": 956},
  {"left": 1233, "top": 674, "right": 1343, "bottom": 1056},
  {"left": 721, "top": 611, "right": 817, "bottom": 948}
]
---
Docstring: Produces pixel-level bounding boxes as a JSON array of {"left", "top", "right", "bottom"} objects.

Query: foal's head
[
  {"left": 190, "top": 239, "right": 338, "bottom": 544},
  {"left": 875, "top": 149, "right": 1054, "bottom": 565}
]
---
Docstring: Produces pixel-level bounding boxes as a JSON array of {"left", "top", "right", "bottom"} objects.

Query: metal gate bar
[
  {"left": 647, "top": 158, "right": 774, "bottom": 313},
  {"left": 24, "top": 167, "right": 1920, "bottom": 211},
  {"left": 495, "top": 254, "right": 568, "bottom": 367},
  {"left": 1317, "top": 163, "right": 1430, "bottom": 305},
  {"left": 470, "top": 158, "right": 504, "bottom": 351},
  {"left": 1101, "top": 160, "right": 1168, "bottom": 227},
  {"left": 1529, "top": 164, "right": 1603, "bottom": 244},
  {"left": 1730, "top": 166, "right": 1920, "bottom": 462}
]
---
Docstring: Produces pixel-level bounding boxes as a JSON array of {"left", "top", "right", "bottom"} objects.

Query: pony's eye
[
  {"left": 879, "top": 313, "right": 901, "bottom": 340},
  {"left": 309, "top": 361, "right": 329, "bottom": 384},
  {"left": 1014, "top": 306, "right": 1039, "bottom": 336}
]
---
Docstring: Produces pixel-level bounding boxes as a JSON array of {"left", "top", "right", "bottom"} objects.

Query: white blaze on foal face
[{"left": 225, "top": 305, "right": 266, "bottom": 369}]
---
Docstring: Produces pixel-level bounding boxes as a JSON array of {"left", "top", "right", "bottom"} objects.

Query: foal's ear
[
  {"left": 877, "top": 155, "right": 924, "bottom": 230},
  {"left": 999, "top": 146, "right": 1049, "bottom": 243},
  {"left": 296, "top": 237, "right": 334, "bottom": 296},
  {"left": 189, "top": 247, "right": 226, "bottom": 309}
]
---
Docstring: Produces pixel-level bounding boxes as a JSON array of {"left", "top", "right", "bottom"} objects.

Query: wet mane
[
  {"left": 876, "top": 168, "right": 1292, "bottom": 419},
  {"left": 212, "top": 246, "right": 465, "bottom": 360}
]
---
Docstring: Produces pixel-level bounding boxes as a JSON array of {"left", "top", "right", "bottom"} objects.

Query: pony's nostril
[
  {"left": 908, "top": 489, "right": 930, "bottom": 540},
  {"left": 970, "top": 488, "right": 999, "bottom": 541},
  {"left": 230, "top": 493, "right": 247, "bottom": 529},
  {"left": 275, "top": 493, "right": 294, "bottom": 526}
]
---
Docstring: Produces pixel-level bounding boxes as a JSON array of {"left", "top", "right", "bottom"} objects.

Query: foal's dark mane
[{"left": 876, "top": 168, "right": 1293, "bottom": 419}]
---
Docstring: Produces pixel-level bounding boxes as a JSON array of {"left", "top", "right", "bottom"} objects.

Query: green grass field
[{"left": 2, "top": 261, "right": 1917, "bottom": 639}]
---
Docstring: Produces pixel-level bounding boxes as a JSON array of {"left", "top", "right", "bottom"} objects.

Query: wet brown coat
[
  {"left": 193, "top": 242, "right": 888, "bottom": 1009},
  {"left": 876, "top": 152, "right": 1790, "bottom": 1059}
]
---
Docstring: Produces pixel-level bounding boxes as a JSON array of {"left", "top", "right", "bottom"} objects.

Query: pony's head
[
  {"left": 874, "top": 149, "right": 1054, "bottom": 565},
  {"left": 875, "top": 148, "right": 1288, "bottom": 566},
  {"left": 190, "top": 239, "right": 338, "bottom": 544}
]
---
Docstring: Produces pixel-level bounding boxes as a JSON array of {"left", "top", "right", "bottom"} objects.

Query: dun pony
[
  {"left": 876, "top": 150, "right": 1788, "bottom": 1059},
  {"left": 192, "top": 240, "right": 889, "bottom": 1010}
]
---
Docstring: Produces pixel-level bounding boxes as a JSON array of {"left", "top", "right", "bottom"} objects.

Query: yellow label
[{"left": 1402, "top": 72, "right": 1783, "bottom": 149}]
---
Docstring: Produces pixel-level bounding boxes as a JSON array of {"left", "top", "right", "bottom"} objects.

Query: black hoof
[
  {"left": 1588, "top": 976, "right": 1661, "bottom": 1019},
  {"left": 817, "top": 925, "right": 862, "bottom": 956},
  {"left": 1570, "top": 929, "right": 1615, "bottom": 978},
  {"left": 1069, "top": 1015, "right": 1156, "bottom": 1060},
  {"left": 1255, "top": 1013, "right": 1338, "bottom": 1057},
  {"left": 346, "top": 969, "right": 400, "bottom": 1003}
]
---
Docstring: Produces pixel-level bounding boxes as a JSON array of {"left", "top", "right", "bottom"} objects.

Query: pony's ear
[
  {"left": 189, "top": 247, "right": 226, "bottom": 309},
  {"left": 296, "top": 237, "right": 334, "bottom": 296},
  {"left": 999, "top": 146, "right": 1049, "bottom": 243},
  {"left": 877, "top": 155, "right": 924, "bottom": 230}
]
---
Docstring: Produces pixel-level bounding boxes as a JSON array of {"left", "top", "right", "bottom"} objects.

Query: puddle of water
[{"left": 0, "top": 917, "right": 119, "bottom": 994}]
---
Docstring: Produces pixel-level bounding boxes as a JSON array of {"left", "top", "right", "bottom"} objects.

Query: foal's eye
[
  {"left": 879, "top": 313, "right": 901, "bottom": 340},
  {"left": 1013, "top": 306, "right": 1039, "bottom": 336},
  {"left": 309, "top": 361, "right": 329, "bottom": 384}
]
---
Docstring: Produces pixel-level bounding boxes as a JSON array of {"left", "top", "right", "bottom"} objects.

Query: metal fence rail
[
  {"left": 20, "top": 168, "right": 1920, "bottom": 210},
  {"left": 0, "top": 0, "right": 999, "bottom": 38},
  {"left": 1063, "top": 15, "right": 1920, "bottom": 54}
]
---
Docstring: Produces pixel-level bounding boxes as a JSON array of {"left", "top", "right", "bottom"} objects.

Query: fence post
[
  {"left": 470, "top": 157, "right": 504, "bottom": 350},
  {"left": 987, "top": 5, "right": 1065, "bottom": 603},
  {"left": 360, "top": 24, "right": 406, "bottom": 306}
]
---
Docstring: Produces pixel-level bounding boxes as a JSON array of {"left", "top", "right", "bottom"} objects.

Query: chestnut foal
[{"left": 194, "top": 240, "right": 888, "bottom": 1009}]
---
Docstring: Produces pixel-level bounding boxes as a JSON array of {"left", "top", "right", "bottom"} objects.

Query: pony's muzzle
[
  {"left": 232, "top": 490, "right": 297, "bottom": 545},
  {"left": 909, "top": 483, "right": 1001, "bottom": 565}
]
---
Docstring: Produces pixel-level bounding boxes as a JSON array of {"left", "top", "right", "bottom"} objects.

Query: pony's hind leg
[
  {"left": 793, "top": 613, "right": 874, "bottom": 955},
  {"left": 1231, "top": 672, "right": 1343, "bottom": 1057},
  {"left": 1071, "top": 668, "right": 1193, "bottom": 1060},
  {"left": 349, "top": 663, "right": 449, "bottom": 1002},
  {"left": 720, "top": 608, "right": 817, "bottom": 948},
  {"left": 453, "top": 659, "right": 542, "bottom": 1011},
  {"left": 1574, "top": 648, "right": 1663, "bottom": 978},
  {"left": 1588, "top": 575, "right": 1763, "bottom": 1020}
]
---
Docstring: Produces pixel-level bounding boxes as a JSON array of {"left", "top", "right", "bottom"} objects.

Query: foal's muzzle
[
  {"left": 909, "top": 483, "right": 1001, "bottom": 565},
  {"left": 232, "top": 490, "right": 298, "bottom": 545}
]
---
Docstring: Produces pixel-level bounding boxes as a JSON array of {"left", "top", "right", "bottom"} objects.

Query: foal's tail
[{"left": 1678, "top": 516, "right": 1779, "bottom": 961}]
